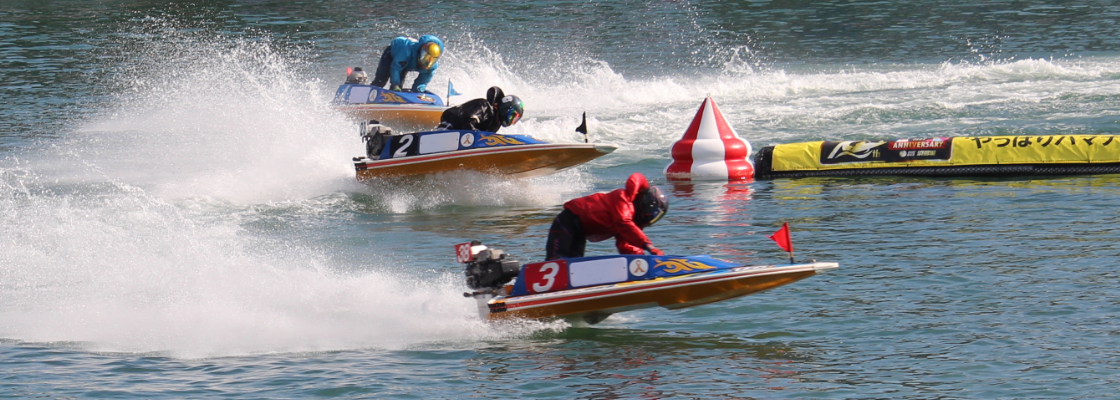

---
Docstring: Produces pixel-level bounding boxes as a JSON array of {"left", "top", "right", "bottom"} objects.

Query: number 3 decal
[
  {"left": 524, "top": 260, "right": 569, "bottom": 294},
  {"left": 532, "top": 262, "right": 560, "bottom": 292}
]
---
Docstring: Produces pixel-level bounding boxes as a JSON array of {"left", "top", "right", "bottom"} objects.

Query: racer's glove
[
  {"left": 647, "top": 246, "right": 664, "bottom": 256},
  {"left": 390, "top": 84, "right": 402, "bottom": 92}
]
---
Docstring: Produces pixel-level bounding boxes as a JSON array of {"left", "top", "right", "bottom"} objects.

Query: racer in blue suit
[{"left": 372, "top": 35, "right": 444, "bottom": 93}]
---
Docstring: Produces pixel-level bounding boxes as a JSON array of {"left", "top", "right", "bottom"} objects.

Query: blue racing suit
[{"left": 372, "top": 35, "right": 444, "bottom": 93}]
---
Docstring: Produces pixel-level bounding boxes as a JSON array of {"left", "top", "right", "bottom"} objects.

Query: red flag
[{"left": 768, "top": 222, "right": 793, "bottom": 252}]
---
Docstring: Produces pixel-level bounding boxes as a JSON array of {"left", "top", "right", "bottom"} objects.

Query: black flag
[{"left": 576, "top": 112, "right": 588, "bottom": 143}]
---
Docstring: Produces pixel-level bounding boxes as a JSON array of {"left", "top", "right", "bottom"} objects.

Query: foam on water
[
  {"left": 358, "top": 170, "right": 593, "bottom": 214},
  {"left": 0, "top": 165, "right": 569, "bottom": 358},
  {"left": 50, "top": 20, "right": 359, "bottom": 204},
  {"left": 0, "top": 21, "right": 579, "bottom": 357}
]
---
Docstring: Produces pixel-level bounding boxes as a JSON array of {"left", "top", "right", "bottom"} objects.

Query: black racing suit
[
  {"left": 545, "top": 209, "right": 587, "bottom": 261},
  {"left": 371, "top": 46, "right": 394, "bottom": 89},
  {"left": 438, "top": 98, "right": 502, "bottom": 133}
]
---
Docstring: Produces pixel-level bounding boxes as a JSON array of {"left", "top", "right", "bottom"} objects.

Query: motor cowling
[
  {"left": 463, "top": 245, "right": 521, "bottom": 291},
  {"left": 360, "top": 120, "right": 393, "bottom": 159}
]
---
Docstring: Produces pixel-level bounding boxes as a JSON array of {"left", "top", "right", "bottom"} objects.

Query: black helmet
[
  {"left": 497, "top": 95, "right": 524, "bottom": 127},
  {"left": 634, "top": 186, "right": 668, "bottom": 228},
  {"left": 486, "top": 86, "right": 505, "bottom": 105}
]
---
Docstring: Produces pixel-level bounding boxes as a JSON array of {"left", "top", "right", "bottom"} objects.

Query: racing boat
[
  {"left": 333, "top": 83, "right": 447, "bottom": 131},
  {"left": 458, "top": 242, "right": 838, "bottom": 324},
  {"left": 353, "top": 120, "right": 617, "bottom": 180}
]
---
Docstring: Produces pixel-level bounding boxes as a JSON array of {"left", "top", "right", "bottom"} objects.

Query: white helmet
[{"left": 346, "top": 67, "right": 370, "bottom": 85}]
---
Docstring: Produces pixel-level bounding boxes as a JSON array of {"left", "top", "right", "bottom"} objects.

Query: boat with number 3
[{"left": 458, "top": 241, "right": 838, "bottom": 324}]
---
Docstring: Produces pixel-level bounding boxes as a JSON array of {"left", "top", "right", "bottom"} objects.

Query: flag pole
[{"left": 446, "top": 80, "right": 462, "bottom": 107}]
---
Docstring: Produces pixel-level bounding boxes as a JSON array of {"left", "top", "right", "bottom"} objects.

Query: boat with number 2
[{"left": 353, "top": 123, "right": 617, "bottom": 180}]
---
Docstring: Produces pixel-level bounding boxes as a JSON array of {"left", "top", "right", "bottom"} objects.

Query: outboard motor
[
  {"left": 459, "top": 241, "right": 521, "bottom": 320},
  {"left": 360, "top": 120, "right": 393, "bottom": 159},
  {"left": 463, "top": 242, "right": 521, "bottom": 291}
]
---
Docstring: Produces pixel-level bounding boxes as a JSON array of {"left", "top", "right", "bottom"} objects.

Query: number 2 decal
[{"left": 394, "top": 135, "right": 414, "bottom": 158}]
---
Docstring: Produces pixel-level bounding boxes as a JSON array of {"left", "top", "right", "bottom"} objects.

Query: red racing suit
[{"left": 563, "top": 173, "right": 654, "bottom": 254}]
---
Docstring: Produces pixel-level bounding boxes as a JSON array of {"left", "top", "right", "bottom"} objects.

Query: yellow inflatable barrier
[{"left": 753, "top": 135, "right": 1120, "bottom": 179}]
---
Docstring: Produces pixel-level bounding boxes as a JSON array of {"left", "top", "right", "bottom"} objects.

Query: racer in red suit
[{"left": 545, "top": 172, "right": 669, "bottom": 260}]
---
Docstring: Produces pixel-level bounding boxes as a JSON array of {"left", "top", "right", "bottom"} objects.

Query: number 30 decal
[{"left": 524, "top": 260, "right": 569, "bottom": 294}]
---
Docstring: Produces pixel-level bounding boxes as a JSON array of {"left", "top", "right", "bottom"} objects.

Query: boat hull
[
  {"left": 335, "top": 104, "right": 446, "bottom": 131},
  {"left": 486, "top": 262, "right": 837, "bottom": 322},
  {"left": 355, "top": 143, "right": 618, "bottom": 180},
  {"left": 333, "top": 84, "right": 447, "bottom": 131}
]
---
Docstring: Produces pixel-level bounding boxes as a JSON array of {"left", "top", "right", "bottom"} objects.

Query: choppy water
[{"left": 3, "top": 1, "right": 1120, "bottom": 398}]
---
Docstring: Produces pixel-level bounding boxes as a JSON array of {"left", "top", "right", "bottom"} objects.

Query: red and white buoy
[{"left": 664, "top": 96, "right": 754, "bottom": 181}]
